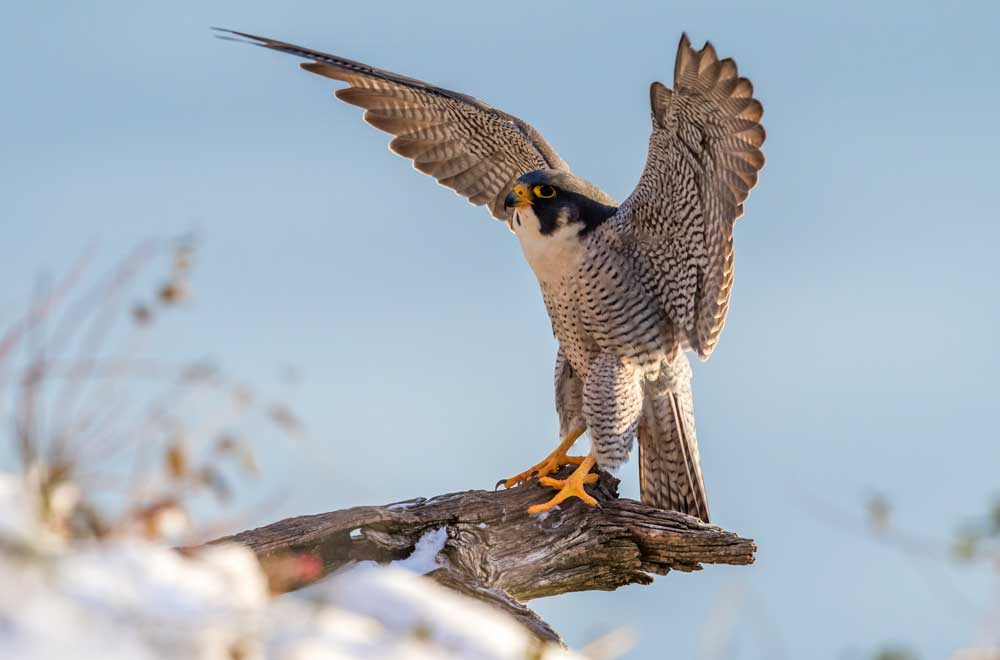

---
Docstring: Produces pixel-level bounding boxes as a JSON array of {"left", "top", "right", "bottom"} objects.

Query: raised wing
[
  {"left": 215, "top": 29, "right": 569, "bottom": 220},
  {"left": 617, "top": 35, "right": 765, "bottom": 358}
]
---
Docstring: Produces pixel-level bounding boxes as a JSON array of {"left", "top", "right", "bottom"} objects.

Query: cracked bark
[{"left": 205, "top": 468, "right": 755, "bottom": 645}]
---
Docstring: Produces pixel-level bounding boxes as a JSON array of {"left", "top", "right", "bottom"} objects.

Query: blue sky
[{"left": 2, "top": 1, "right": 999, "bottom": 658}]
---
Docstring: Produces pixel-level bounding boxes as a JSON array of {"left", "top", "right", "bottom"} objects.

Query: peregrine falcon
[{"left": 217, "top": 29, "right": 765, "bottom": 521}]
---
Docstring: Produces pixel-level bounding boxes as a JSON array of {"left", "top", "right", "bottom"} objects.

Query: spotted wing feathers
[
  {"left": 620, "top": 34, "right": 765, "bottom": 358},
  {"left": 215, "top": 29, "right": 568, "bottom": 221}
]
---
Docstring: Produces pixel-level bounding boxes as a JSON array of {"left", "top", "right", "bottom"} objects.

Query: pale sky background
[{"left": 2, "top": 1, "right": 999, "bottom": 658}]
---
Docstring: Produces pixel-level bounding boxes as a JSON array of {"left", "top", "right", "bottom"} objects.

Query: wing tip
[
  {"left": 217, "top": 26, "right": 559, "bottom": 226},
  {"left": 210, "top": 27, "right": 268, "bottom": 46}
]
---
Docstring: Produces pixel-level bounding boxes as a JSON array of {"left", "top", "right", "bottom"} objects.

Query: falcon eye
[{"left": 533, "top": 185, "right": 556, "bottom": 199}]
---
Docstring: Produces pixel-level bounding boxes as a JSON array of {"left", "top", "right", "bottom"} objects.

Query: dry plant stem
[{"left": 206, "top": 468, "right": 756, "bottom": 645}]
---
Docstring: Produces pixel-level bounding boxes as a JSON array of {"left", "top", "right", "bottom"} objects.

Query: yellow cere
[{"left": 511, "top": 184, "right": 532, "bottom": 207}]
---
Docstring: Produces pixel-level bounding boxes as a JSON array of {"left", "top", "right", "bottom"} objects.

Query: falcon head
[{"left": 503, "top": 170, "right": 618, "bottom": 238}]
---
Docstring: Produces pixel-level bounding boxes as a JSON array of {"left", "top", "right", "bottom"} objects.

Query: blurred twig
[
  {"left": 797, "top": 484, "right": 1000, "bottom": 657},
  {"left": 1, "top": 241, "right": 305, "bottom": 545}
]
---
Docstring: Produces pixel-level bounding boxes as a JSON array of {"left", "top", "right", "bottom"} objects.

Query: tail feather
[{"left": 638, "top": 356, "right": 710, "bottom": 522}]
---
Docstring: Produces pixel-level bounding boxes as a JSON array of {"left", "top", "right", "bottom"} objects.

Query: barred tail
[{"left": 638, "top": 357, "right": 710, "bottom": 522}]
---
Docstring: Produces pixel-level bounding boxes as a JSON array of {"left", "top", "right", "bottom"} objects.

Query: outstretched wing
[
  {"left": 617, "top": 34, "right": 765, "bottom": 358},
  {"left": 215, "top": 29, "right": 569, "bottom": 221}
]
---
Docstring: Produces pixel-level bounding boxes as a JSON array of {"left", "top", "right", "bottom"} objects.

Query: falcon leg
[
  {"left": 498, "top": 428, "right": 586, "bottom": 489},
  {"left": 528, "top": 452, "right": 598, "bottom": 514}
]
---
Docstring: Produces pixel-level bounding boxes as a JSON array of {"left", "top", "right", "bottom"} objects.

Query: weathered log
[{"left": 207, "top": 468, "right": 755, "bottom": 645}]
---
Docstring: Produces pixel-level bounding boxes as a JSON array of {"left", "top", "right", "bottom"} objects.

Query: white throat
[{"left": 512, "top": 206, "right": 584, "bottom": 286}]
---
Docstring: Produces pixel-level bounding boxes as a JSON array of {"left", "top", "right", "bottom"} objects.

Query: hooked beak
[{"left": 503, "top": 184, "right": 533, "bottom": 210}]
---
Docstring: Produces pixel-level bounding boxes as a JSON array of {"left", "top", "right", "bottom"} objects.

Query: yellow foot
[
  {"left": 499, "top": 452, "right": 585, "bottom": 489},
  {"left": 498, "top": 428, "right": 586, "bottom": 490},
  {"left": 528, "top": 454, "right": 598, "bottom": 514}
]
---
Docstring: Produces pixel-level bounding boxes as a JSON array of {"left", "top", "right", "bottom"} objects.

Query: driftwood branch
[{"left": 208, "top": 468, "right": 755, "bottom": 645}]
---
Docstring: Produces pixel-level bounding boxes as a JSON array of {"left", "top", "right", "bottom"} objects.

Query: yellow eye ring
[{"left": 533, "top": 185, "right": 556, "bottom": 199}]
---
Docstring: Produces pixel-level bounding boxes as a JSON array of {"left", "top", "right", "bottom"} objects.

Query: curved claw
[
  {"left": 499, "top": 453, "right": 585, "bottom": 490},
  {"left": 497, "top": 429, "right": 587, "bottom": 491},
  {"left": 528, "top": 455, "right": 598, "bottom": 514}
]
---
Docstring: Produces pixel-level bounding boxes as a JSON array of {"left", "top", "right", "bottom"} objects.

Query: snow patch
[
  {"left": 392, "top": 527, "right": 447, "bottom": 574},
  {"left": 316, "top": 566, "right": 578, "bottom": 660},
  {"left": 0, "top": 473, "right": 584, "bottom": 659}
]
